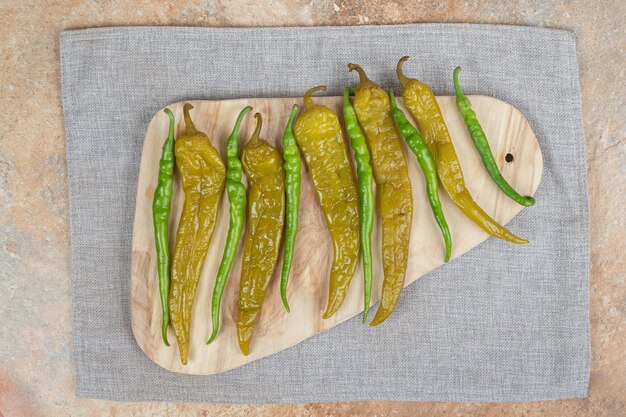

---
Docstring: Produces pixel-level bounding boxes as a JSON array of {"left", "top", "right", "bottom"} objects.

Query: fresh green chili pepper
[
  {"left": 342, "top": 87, "right": 374, "bottom": 323},
  {"left": 152, "top": 108, "right": 175, "bottom": 346},
  {"left": 453, "top": 67, "right": 535, "bottom": 207},
  {"left": 207, "top": 106, "right": 252, "bottom": 344},
  {"left": 280, "top": 104, "right": 301, "bottom": 313},
  {"left": 388, "top": 89, "right": 452, "bottom": 262}
]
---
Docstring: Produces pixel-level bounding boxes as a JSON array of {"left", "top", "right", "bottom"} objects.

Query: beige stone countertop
[{"left": 1, "top": 1, "right": 624, "bottom": 416}]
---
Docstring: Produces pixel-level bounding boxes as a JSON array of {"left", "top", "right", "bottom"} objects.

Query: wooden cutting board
[{"left": 130, "top": 96, "right": 542, "bottom": 375}]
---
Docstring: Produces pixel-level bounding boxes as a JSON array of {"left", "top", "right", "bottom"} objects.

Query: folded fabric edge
[
  {"left": 58, "top": 23, "right": 576, "bottom": 44},
  {"left": 75, "top": 385, "right": 589, "bottom": 404}
]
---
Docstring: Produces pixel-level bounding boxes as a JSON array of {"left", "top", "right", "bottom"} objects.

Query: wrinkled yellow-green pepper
[
  {"left": 238, "top": 113, "right": 286, "bottom": 355},
  {"left": 170, "top": 103, "right": 225, "bottom": 365},
  {"left": 348, "top": 64, "right": 414, "bottom": 326},
  {"left": 294, "top": 86, "right": 360, "bottom": 319}
]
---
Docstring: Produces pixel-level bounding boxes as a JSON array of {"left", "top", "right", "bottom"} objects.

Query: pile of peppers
[{"left": 152, "top": 59, "right": 535, "bottom": 363}]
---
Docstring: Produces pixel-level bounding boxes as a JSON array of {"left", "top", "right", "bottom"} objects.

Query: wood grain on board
[{"left": 130, "top": 96, "right": 543, "bottom": 375}]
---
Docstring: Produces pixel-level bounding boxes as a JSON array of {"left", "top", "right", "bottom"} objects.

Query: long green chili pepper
[
  {"left": 280, "top": 104, "right": 301, "bottom": 313},
  {"left": 453, "top": 67, "right": 535, "bottom": 207},
  {"left": 152, "top": 108, "right": 175, "bottom": 346},
  {"left": 342, "top": 87, "right": 374, "bottom": 323},
  {"left": 388, "top": 90, "right": 452, "bottom": 262},
  {"left": 207, "top": 106, "right": 252, "bottom": 344}
]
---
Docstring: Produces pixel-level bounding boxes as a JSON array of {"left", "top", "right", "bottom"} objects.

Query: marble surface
[{"left": 0, "top": 1, "right": 624, "bottom": 416}]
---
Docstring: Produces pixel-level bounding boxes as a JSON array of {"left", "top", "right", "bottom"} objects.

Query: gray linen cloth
[{"left": 61, "top": 24, "right": 589, "bottom": 403}]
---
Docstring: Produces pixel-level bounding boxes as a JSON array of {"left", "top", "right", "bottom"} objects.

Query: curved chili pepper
[
  {"left": 238, "top": 113, "right": 286, "bottom": 355},
  {"left": 348, "top": 64, "right": 414, "bottom": 326},
  {"left": 453, "top": 67, "right": 535, "bottom": 207},
  {"left": 207, "top": 106, "right": 252, "bottom": 344},
  {"left": 294, "top": 86, "right": 360, "bottom": 319},
  {"left": 280, "top": 104, "right": 301, "bottom": 313},
  {"left": 342, "top": 87, "right": 375, "bottom": 323},
  {"left": 152, "top": 108, "right": 175, "bottom": 346},
  {"left": 170, "top": 103, "right": 226, "bottom": 364},
  {"left": 388, "top": 89, "right": 452, "bottom": 262},
  {"left": 397, "top": 57, "right": 527, "bottom": 244}
]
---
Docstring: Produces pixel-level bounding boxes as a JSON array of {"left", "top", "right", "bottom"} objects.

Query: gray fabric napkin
[{"left": 61, "top": 24, "right": 589, "bottom": 403}]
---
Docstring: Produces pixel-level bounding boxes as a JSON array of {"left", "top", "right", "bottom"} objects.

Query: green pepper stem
[
  {"left": 250, "top": 112, "right": 263, "bottom": 145},
  {"left": 348, "top": 63, "right": 378, "bottom": 91},
  {"left": 396, "top": 56, "right": 411, "bottom": 89},
  {"left": 453, "top": 66, "right": 462, "bottom": 96},
  {"left": 182, "top": 103, "right": 197, "bottom": 135},
  {"left": 233, "top": 106, "right": 253, "bottom": 136},
  {"left": 388, "top": 89, "right": 398, "bottom": 110},
  {"left": 163, "top": 108, "right": 175, "bottom": 143},
  {"left": 303, "top": 85, "right": 326, "bottom": 109},
  {"left": 287, "top": 103, "right": 299, "bottom": 126}
]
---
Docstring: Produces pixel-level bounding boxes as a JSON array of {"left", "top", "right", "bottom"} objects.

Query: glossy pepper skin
[
  {"left": 280, "top": 104, "right": 301, "bottom": 313},
  {"left": 207, "top": 106, "right": 252, "bottom": 344},
  {"left": 294, "top": 86, "right": 360, "bottom": 319},
  {"left": 152, "top": 108, "right": 176, "bottom": 346},
  {"left": 388, "top": 90, "right": 452, "bottom": 262},
  {"left": 348, "top": 64, "right": 414, "bottom": 326},
  {"left": 453, "top": 67, "right": 535, "bottom": 207},
  {"left": 238, "top": 113, "right": 286, "bottom": 355},
  {"left": 342, "top": 87, "right": 375, "bottom": 323},
  {"left": 170, "top": 103, "right": 226, "bottom": 365},
  {"left": 396, "top": 57, "right": 527, "bottom": 244}
]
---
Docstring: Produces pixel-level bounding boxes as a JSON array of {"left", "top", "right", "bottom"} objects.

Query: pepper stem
[
  {"left": 233, "top": 106, "right": 253, "bottom": 135},
  {"left": 453, "top": 66, "right": 462, "bottom": 96},
  {"left": 388, "top": 89, "right": 398, "bottom": 110},
  {"left": 303, "top": 85, "right": 326, "bottom": 109},
  {"left": 287, "top": 103, "right": 299, "bottom": 128},
  {"left": 396, "top": 56, "right": 411, "bottom": 89},
  {"left": 182, "top": 103, "right": 197, "bottom": 135},
  {"left": 249, "top": 112, "right": 262, "bottom": 145},
  {"left": 348, "top": 63, "right": 378, "bottom": 90},
  {"left": 163, "top": 108, "right": 175, "bottom": 152}
]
